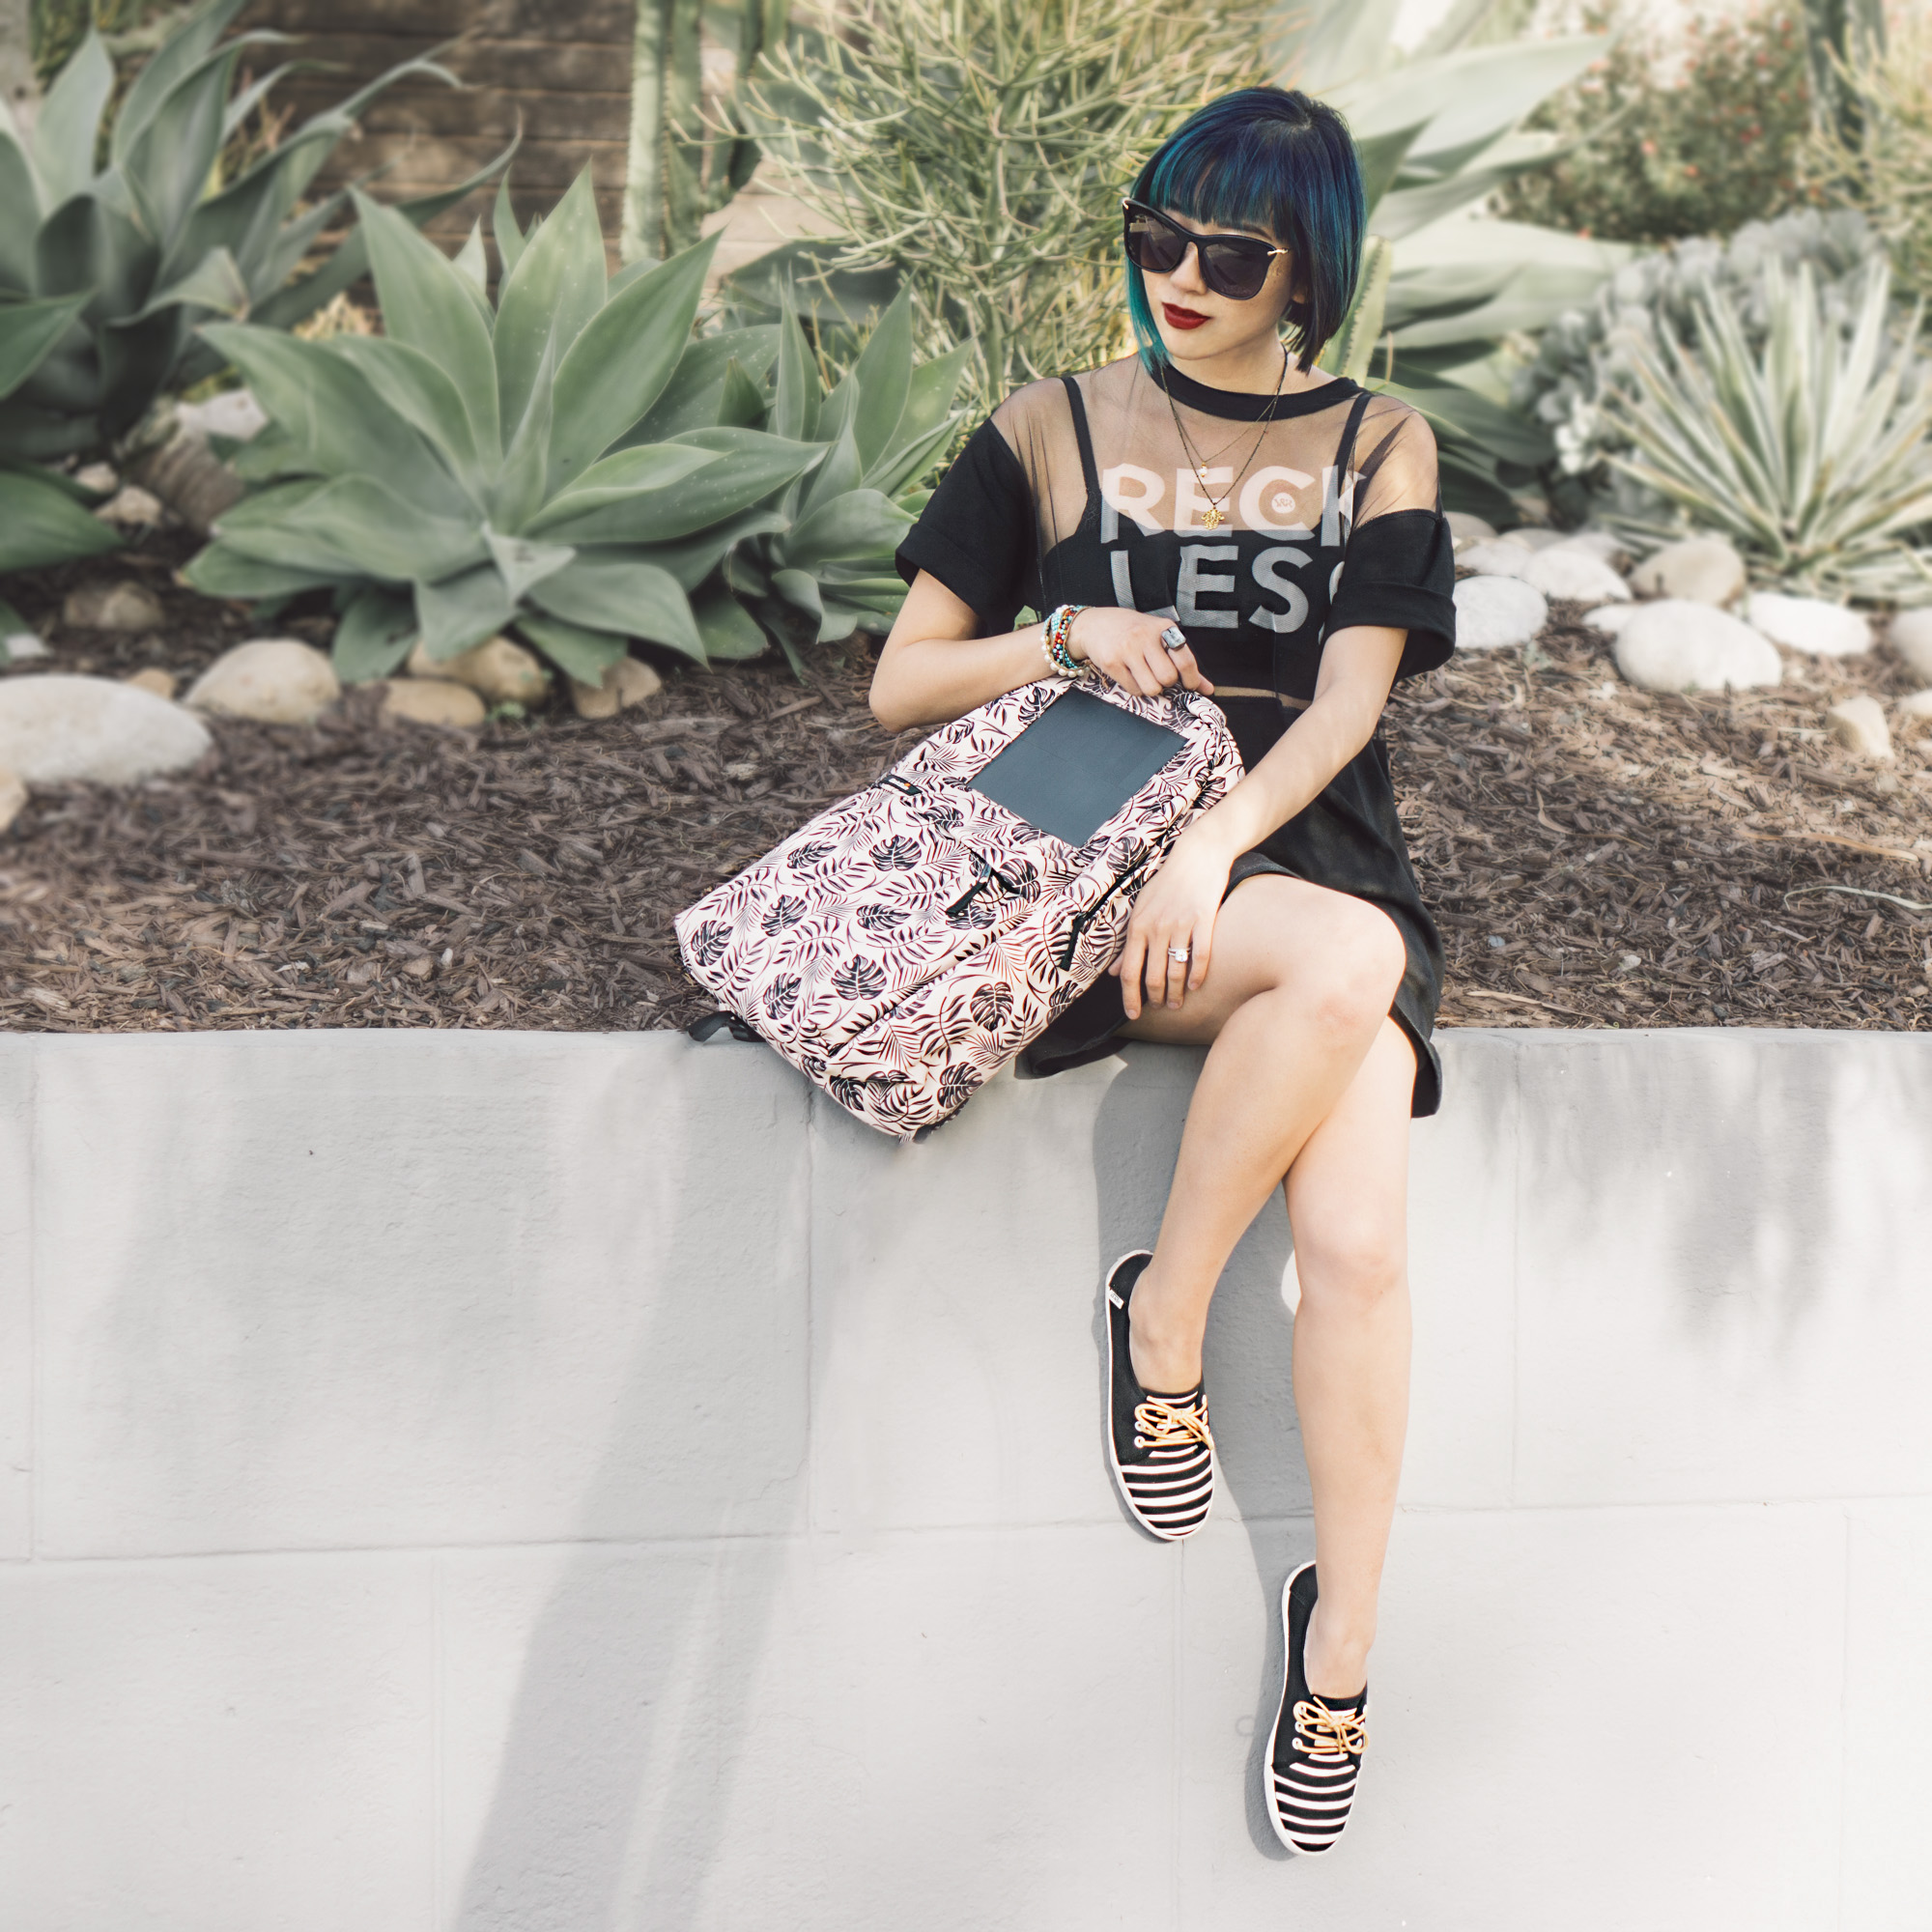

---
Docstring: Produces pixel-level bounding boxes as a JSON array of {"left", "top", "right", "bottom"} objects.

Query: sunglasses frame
[{"left": 1121, "top": 198, "right": 1290, "bottom": 303}]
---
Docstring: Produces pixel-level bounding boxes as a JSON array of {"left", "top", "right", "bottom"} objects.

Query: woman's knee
[
  {"left": 1286, "top": 898, "right": 1407, "bottom": 1046},
  {"left": 1292, "top": 1212, "right": 1407, "bottom": 1312}
]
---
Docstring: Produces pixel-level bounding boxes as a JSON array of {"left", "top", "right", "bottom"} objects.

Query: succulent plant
[
  {"left": 184, "top": 174, "right": 965, "bottom": 686},
  {"left": 0, "top": 0, "right": 508, "bottom": 570}
]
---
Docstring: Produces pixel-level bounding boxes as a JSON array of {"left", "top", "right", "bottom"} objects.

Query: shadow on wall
[
  {"left": 1088, "top": 1044, "right": 1310, "bottom": 1862},
  {"left": 1517, "top": 1032, "right": 1932, "bottom": 1345},
  {"left": 451, "top": 1061, "right": 810, "bottom": 1932}
]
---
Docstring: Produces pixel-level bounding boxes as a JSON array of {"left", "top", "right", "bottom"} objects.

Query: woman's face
[{"left": 1145, "top": 208, "right": 1300, "bottom": 365}]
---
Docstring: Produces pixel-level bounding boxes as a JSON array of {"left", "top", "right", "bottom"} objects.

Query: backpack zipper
[{"left": 1058, "top": 849, "right": 1155, "bottom": 970}]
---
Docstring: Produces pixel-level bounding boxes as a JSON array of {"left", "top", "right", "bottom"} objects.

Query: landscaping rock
[
  {"left": 1888, "top": 608, "right": 1932, "bottom": 680},
  {"left": 0, "top": 674, "right": 211, "bottom": 783},
  {"left": 185, "top": 639, "right": 340, "bottom": 724},
  {"left": 3, "top": 632, "right": 50, "bottom": 662},
  {"left": 1521, "top": 545, "right": 1632, "bottom": 604},
  {"left": 172, "top": 387, "right": 268, "bottom": 444},
  {"left": 1745, "top": 592, "right": 1871, "bottom": 658},
  {"left": 1453, "top": 574, "right": 1548, "bottom": 650},
  {"left": 73, "top": 462, "right": 119, "bottom": 494},
  {"left": 380, "top": 678, "right": 486, "bottom": 728},
  {"left": 96, "top": 485, "right": 165, "bottom": 527},
  {"left": 1445, "top": 511, "right": 1495, "bottom": 550},
  {"left": 1827, "top": 695, "right": 1892, "bottom": 759},
  {"left": 1894, "top": 689, "right": 1932, "bottom": 720},
  {"left": 1457, "top": 539, "right": 1535, "bottom": 579},
  {"left": 1629, "top": 535, "right": 1747, "bottom": 607},
  {"left": 1499, "top": 526, "right": 1568, "bottom": 552},
  {"left": 0, "top": 768, "right": 25, "bottom": 835},
  {"left": 1561, "top": 529, "right": 1632, "bottom": 567},
  {"left": 407, "top": 635, "right": 549, "bottom": 707},
  {"left": 571, "top": 656, "right": 664, "bottom": 719},
  {"left": 1613, "top": 601, "right": 1782, "bottom": 693},
  {"left": 1584, "top": 604, "right": 1641, "bottom": 635},
  {"left": 125, "top": 668, "right": 178, "bottom": 700},
  {"left": 62, "top": 581, "right": 165, "bottom": 632}
]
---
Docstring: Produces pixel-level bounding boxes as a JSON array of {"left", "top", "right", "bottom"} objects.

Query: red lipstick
[{"left": 1161, "top": 303, "right": 1208, "bottom": 330}]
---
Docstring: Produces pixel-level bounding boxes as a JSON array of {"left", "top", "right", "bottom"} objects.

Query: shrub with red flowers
[{"left": 1496, "top": 4, "right": 1817, "bottom": 243}]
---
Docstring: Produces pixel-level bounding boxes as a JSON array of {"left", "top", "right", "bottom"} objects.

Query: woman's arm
[
  {"left": 869, "top": 571, "right": 1214, "bottom": 734},
  {"left": 1113, "top": 623, "right": 1406, "bottom": 1018}
]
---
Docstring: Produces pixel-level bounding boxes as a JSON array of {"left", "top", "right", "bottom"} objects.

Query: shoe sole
[
  {"left": 1264, "top": 1560, "right": 1339, "bottom": 1858},
  {"left": 1102, "top": 1249, "right": 1210, "bottom": 1544}
]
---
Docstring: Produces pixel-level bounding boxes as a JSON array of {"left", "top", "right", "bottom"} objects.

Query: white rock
[
  {"left": 95, "top": 485, "right": 165, "bottom": 527},
  {"left": 172, "top": 387, "right": 268, "bottom": 444},
  {"left": 1445, "top": 511, "right": 1496, "bottom": 550},
  {"left": 0, "top": 675, "right": 212, "bottom": 783},
  {"left": 185, "top": 639, "right": 340, "bottom": 725},
  {"left": 1521, "top": 545, "right": 1633, "bottom": 604},
  {"left": 380, "top": 678, "right": 487, "bottom": 728},
  {"left": 1613, "top": 601, "right": 1783, "bottom": 693},
  {"left": 1453, "top": 574, "right": 1548, "bottom": 650},
  {"left": 1745, "top": 592, "right": 1871, "bottom": 658},
  {"left": 407, "top": 635, "right": 549, "bottom": 707},
  {"left": 1561, "top": 528, "right": 1632, "bottom": 567},
  {"left": 1458, "top": 540, "right": 1536, "bottom": 579},
  {"left": 1893, "top": 688, "right": 1932, "bottom": 720},
  {"left": 571, "top": 656, "right": 664, "bottom": 719},
  {"left": 1827, "top": 695, "right": 1892, "bottom": 759},
  {"left": 1584, "top": 604, "right": 1641, "bottom": 635},
  {"left": 4, "top": 632, "right": 51, "bottom": 662},
  {"left": 1630, "top": 535, "right": 1747, "bottom": 607},
  {"left": 1499, "top": 526, "right": 1569, "bottom": 552},
  {"left": 1887, "top": 608, "right": 1932, "bottom": 680},
  {"left": 124, "top": 667, "right": 178, "bottom": 700},
  {"left": 0, "top": 767, "right": 24, "bottom": 835},
  {"left": 62, "top": 581, "right": 165, "bottom": 632},
  {"left": 73, "top": 462, "right": 119, "bottom": 494}
]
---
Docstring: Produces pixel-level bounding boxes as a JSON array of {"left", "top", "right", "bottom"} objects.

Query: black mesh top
[{"left": 894, "top": 354, "right": 1458, "bottom": 1115}]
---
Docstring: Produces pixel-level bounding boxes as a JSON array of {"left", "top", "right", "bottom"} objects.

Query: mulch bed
[{"left": 3, "top": 530, "right": 1929, "bottom": 1036}]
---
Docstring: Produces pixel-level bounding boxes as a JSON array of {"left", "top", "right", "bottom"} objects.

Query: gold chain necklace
[{"left": 1161, "top": 346, "right": 1290, "bottom": 530}]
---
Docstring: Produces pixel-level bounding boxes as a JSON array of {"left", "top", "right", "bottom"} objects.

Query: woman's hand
[
  {"left": 1112, "top": 822, "right": 1236, "bottom": 1018},
  {"left": 1069, "top": 608, "right": 1214, "bottom": 698}
]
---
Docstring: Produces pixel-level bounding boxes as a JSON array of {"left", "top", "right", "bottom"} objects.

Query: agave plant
[
  {"left": 0, "top": 0, "right": 507, "bottom": 565},
  {"left": 184, "top": 175, "right": 964, "bottom": 685},
  {"left": 1598, "top": 259, "right": 1932, "bottom": 603}
]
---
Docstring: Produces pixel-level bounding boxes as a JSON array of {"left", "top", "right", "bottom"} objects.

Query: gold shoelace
[
  {"left": 1132, "top": 1397, "right": 1214, "bottom": 1454},
  {"left": 1293, "top": 1695, "right": 1369, "bottom": 1760}
]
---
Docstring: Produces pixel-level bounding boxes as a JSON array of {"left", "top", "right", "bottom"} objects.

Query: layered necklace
[{"left": 1160, "top": 344, "right": 1291, "bottom": 530}]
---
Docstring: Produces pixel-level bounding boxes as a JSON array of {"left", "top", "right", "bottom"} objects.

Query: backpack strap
[{"left": 688, "top": 1011, "right": 761, "bottom": 1043}]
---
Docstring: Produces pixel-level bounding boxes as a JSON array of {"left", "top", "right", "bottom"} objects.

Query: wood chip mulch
[{"left": 2, "top": 535, "right": 1929, "bottom": 1037}]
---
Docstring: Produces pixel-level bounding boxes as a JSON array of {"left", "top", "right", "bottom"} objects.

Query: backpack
[{"left": 675, "top": 677, "right": 1243, "bottom": 1139}]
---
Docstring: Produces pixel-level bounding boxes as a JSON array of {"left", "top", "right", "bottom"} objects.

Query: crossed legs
[{"left": 1119, "top": 874, "right": 1414, "bottom": 1700}]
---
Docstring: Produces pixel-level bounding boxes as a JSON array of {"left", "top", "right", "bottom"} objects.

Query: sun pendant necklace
[{"left": 1162, "top": 346, "right": 1290, "bottom": 530}]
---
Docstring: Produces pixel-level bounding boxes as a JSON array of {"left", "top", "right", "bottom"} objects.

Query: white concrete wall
[{"left": 2, "top": 1027, "right": 1929, "bottom": 1931}]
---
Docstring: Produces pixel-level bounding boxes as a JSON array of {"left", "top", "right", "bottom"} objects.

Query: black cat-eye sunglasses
[{"left": 1121, "top": 198, "right": 1290, "bottom": 303}]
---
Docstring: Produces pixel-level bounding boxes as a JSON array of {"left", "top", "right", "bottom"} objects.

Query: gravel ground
[{"left": 3, "top": 531, "right": 1929, "bottom": 1037}]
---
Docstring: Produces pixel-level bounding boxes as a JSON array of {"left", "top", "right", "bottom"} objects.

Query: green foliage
[
  {"left": 1285, "top": 0, "right": 1624, "bottom": 521},
  {"left": 622, "top": 0, "right": 787, "bottom": 266},
  {"left": 0, "top": 0, "right": 510, "bottom": 577},
  {"left": 1597, "top": 258, "right": 1932, "bottom": 602},
  {"left": 1511, "top": 207, "right": 1903, "bottom": 525},
  {"left": 736, "top": 0, "right": 1253, "bottom": 423},
  {"left": 1803, "top": 12, "right": 1932, "bottom": 304},
  {"left": 1494, "top": 4, "right": 1816, "bottom": 245},
  {"left": 184, "top": 175, "right": 965, "bottom": 685}
]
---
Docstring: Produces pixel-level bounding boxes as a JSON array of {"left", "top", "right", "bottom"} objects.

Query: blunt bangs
[{"left": 1124, "top": 87, "right": 1366, "bottom": 373}]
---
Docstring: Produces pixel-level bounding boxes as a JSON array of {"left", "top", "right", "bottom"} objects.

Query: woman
[{"left": 873, "top": 85, "right": 1455, "bottom": 1856}]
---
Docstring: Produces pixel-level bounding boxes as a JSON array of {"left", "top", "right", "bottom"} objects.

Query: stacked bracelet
[{"left": 1041, "top": 603, "right": 1088, "bottom": 676}]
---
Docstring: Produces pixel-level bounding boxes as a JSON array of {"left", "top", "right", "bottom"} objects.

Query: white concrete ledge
[{"left": 3, "top": 1029, "right": 1929, "bottom": 1929}]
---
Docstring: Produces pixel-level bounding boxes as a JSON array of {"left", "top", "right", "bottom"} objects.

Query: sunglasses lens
[
  {"left": 1124, "top": 212, "right": 1188, "bottom": 277},
  {"left": 1201, "top": 242, "right": 1270, "bottom": 301}
]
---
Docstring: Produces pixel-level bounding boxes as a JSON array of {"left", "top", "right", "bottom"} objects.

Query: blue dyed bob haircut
[{"left": 1124, "top": 87, "right": 1365, "bottom": 373}]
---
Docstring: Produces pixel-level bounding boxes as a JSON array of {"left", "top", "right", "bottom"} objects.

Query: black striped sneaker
[
  {"left": 1103, "top": 1251, "right": 1214, "bottom": 1542},
  {"left": 1265, "top": 1561, "right": 1369, "bottom": 1856}
]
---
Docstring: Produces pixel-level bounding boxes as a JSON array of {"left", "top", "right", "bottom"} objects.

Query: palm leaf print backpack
[{"left": 676, "top": 678, "right": 1243, "bottom": 1139}]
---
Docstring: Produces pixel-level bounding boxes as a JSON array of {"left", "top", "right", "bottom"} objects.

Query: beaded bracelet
[{"left": 1041, "top": 602, "right": 1088, "bottom": 677}]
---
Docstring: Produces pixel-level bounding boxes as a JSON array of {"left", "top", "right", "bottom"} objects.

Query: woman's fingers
[
  {"left": 1186, "top": 917, "right": 1212, "bottom": 993},
  {"left": 1115, "top": 923, "right": 1148, "bottom": 1019}
]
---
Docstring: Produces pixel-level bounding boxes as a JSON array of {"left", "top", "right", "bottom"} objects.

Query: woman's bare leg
[
  {"left": 1283, "top": 1018, "right": 1414, "bottom": 1699},
  {"left": 1119, "top": 875, "right": 1406, "bottom": 1397}
]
